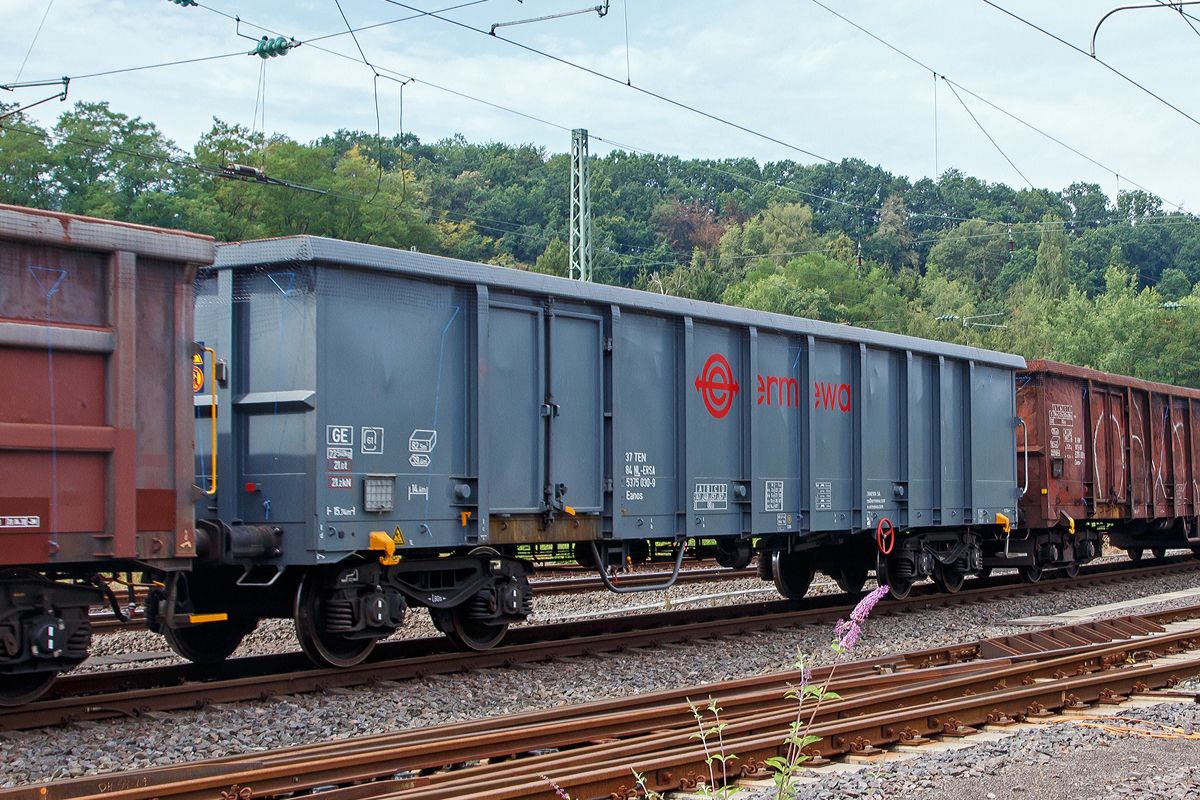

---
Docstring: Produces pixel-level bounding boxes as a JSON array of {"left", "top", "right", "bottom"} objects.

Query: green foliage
[
  {"left": 6, "top": 103, "right": 1200, "bottom": 387},
  {"left": 531, "top": 237, "right": 568, "bottom": 276},
  {"left": 0, "top": 105, "right": 55, "bottom": 208},
  {"left": 51, "top": 101, "right": 187, "bottom": 227},
  {"left": 684, "top": 698, "right": 740, "bottom": 799}
]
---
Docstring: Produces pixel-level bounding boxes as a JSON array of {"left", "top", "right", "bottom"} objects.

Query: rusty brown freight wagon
[
  {"left": 1016, "top": 359, "right": 1200, "bottom": 570},
  {"left": 0, "top": 204, "right": 214, "bottom": 703}
]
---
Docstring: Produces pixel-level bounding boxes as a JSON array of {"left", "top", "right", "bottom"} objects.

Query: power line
[
  {"left": 18, "top": 0, "right": 1164, "bottom": 236},
  {"left": 13, "top": 0, "right": 55, "bottom": 85},
  {"left": 0, "top": 119, "right": 579, "bottom": 248},
  {"left": 332, "top": 0, "right": 373, "bottom": 65},
  {"left": 941, "top": 78, "right": 1177, "bottom": 210},
  {"left": 979, "top": 0, "right": 1200, "bottom": 129},
  {"left": 808, "top": 0, "right": 1185, "bottom": 212},
  {"left": 14, "top": 0, "right": 1194, "bottom": 258},
  {"left": 376, "top": 0, "right": 834, "bottom": 164},
  {"left": 941, "top": 79, "right": 1033, "bottom": 189},
  {"left": 589, "top": 133, "right": 978, "bottom": 226}
]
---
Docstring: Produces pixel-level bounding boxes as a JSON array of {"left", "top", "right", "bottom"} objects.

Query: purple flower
[
  {"left": 838, "top": 623, "right": 861, "bottom": 650},
  {"left": 540, "top": 775, "right": 571, "bottom": 800},
  {"left": 850, "top": 584, "right": 890, "bottom": 625},
  {"left": 833, "top": 618, "right": 861, "bottom": 651}
]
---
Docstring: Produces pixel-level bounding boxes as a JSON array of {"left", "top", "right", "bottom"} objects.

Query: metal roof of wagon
[{"left": 214, "top": 234, "right": 1026, "bottom": 370}]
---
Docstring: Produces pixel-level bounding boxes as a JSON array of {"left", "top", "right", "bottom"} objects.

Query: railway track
[
  {"left": 5, "top": 554, "right": 1198, "bottom": 732},
  {"left": 9, "top": 601, "right": 1200, "bottom": 800}
]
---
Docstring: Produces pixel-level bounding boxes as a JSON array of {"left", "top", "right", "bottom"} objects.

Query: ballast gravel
[
  {"left": 4, "top": 567, "right": 1200, "bottom": 786},
  {"left": 740, "top": 701, "right": 1200, "bottom": 800}
]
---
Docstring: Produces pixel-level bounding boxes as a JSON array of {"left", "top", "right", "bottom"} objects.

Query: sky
[{"left": 3, "top": 0, "right": 1199, "bottom": 211}]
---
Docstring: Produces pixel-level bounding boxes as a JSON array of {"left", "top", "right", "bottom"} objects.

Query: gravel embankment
[
  {"left": 743, "top": 701, "right": 1200, "bottom": 800},
  {"left": 4, "top": 567, "right": 1200, "bottom": 786}
]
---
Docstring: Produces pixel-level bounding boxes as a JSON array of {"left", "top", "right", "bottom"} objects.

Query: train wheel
[
  {"left": 1019, "top": 565, "right": 1043, "bottom": 583},
  {"left": 834, "top": 566, "right": 869, "bottom": 595},
  {"left": 430, "top": 606, "right": 508, "bottom": 651},
  {"left": 1151, "top": 548, "right": 1167, "bottom": 560},
  {"left": 715, "top": 539, "right": 753, "bottom": 570},
  {"left": 876, "top": 552, "right": 912, "bottom": 600},
  {"left": 1127, "top": 548, "right": 1144, "bottom": 562},
  {"left": 933, "top": 563, "right": 964, "bottom": 594},
  {"left": 164, "top": 618, "right": 258, "bottom": 665},
  {"left": 295, "top": 571, "right": 377, "bottom": 668},
  {"left": 1063, "top": 563, "right": 1080, "bottom": 579},
  {"left": 0, "top": 672, "right": 57, "bottom": 707},
  {"left": 772, "top": 551, "right": 814, "bottom": 600}
]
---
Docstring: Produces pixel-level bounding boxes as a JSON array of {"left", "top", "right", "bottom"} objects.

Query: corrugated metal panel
[
  {"left": 1020, "top": 359, "right": 1200, "bottom": 532},
  {"left": 215, "top": 235, "right": 1026, "bottom": 370},
  {"left": 207, "top": 234, "right": 1023, "bottom": 565},
  {"left": 0, "top": 205, "right": 213, "bottom": 568}
]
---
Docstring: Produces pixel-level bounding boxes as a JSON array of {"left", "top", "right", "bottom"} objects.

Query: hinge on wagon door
[
  {"left": 604, "top": 477, "right": 613, "bottom": 493},
  {"left": 603, "top": 337, "right": 613, "bottom": 352}
]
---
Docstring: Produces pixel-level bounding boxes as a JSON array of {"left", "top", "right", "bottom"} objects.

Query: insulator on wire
[
  {"left": 168, "top": 0, "right": 198, "bottom": 5},
  {"left": 1008, "top": 226, "right": 1014, "bottom": 253},
  {"left": 226, "top": 163, "right": 265, "bottom": 179},
  {"left": 856, "top": 242, "right": 863, "bottom": 268},
  {"left": 249, "top": 36, "right": 295, "bottom": 59}
]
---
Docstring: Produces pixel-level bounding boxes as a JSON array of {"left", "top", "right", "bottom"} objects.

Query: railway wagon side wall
[
  {"left": 0, "top": 204, "right": 214, "bottom": 570},
  {"left": 208, "top": 236, "right": 1023, "bottom": 565},
  {"left": 1019, "top": 360, "right": 1200, "bottom": 539}
]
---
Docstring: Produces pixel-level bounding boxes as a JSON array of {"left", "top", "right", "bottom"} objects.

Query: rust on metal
[{"left": 1021, "top": 359, "right": 1200, "bottom": 530}]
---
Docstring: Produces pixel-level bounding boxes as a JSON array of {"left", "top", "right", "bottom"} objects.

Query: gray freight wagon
[{"left": 188, "top": 235, "right": 1024, "bottom": 664}]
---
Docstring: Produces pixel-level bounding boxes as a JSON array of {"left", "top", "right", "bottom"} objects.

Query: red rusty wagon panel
[
  {"left": 0, "top": 204, "right": 215, "bottom": 569},
  {"left": 1019, "top": 360, "right": 1200, "bottom": 532}
]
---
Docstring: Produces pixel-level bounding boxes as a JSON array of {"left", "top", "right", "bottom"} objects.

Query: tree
[
  {"left": 531, "top": 238, "right": 568, "bottom": 276},
  {"left": 1032, "top": 214, "right": 1070, "bottom": 300},
  {"left": 1116, "top": 189, "right": 1162, "bottom": 221},
  {"left": 0, "top": 106, "right": 54, "bottom": 207},
  {"left": 1062, "top": 182, "right": 1109, "bottom": 227},
  {"left": 51, "top": 101, "right": 187, "bottom": 227},
  {"left": 1158, "top": 268, "right": 1191, "bottom": 300}
]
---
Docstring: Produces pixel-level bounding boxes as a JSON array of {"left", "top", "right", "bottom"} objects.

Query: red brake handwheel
[{"left": 876, "top": 518, "right": 895, "bottom": 555}]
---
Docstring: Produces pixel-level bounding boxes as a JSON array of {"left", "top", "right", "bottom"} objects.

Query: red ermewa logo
[{"left": 695, "top": 353, "right": 739, "bottom": 418}]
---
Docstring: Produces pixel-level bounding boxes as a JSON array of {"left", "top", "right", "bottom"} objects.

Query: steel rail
[
  {"left": 8, "top": 605, "right": 1200, "bottom": 800},
  {"left": 8, "top": 556, "right": 1197, "bottom": 732}
]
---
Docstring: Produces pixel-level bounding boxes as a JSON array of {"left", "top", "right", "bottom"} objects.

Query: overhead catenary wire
[
  {"left": 979, "top": 0, "right": 1200, "bottom": 129},
  {"left": 13, "top": 0, "right": 55, "bottom": 85},
  {"left": 941, "top": 79, "right": 1033, "bottom": 189},
  {"left": 1156, "top": 0, "right": 1200, "bottom": 41},
  {"left": 331, "top": 0, "right": 387, "bottom": 202},
  {"left": 6, "top": 118, "right": 1197, "bottom": 339},
  {"left": 0, "top": 120, "right": 586, "bottom": 248},
  {"left": 376, "top": 0, "right": 833, "bottom": 164},
  {"left": 622, "top": 0, "right": 632, "bottom": 85},
  {"left": 807, "top": 0, "right": 1185, "bottom": 213},
  {"left": 1093, "top": 1, "right": 1200, "bottom": 54},
  {"left": 9, "top": 1, "right": 1197, "bottom": 273},
  {"left": 15, "top": 0, "right": 1176, "bottom": 236}
]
